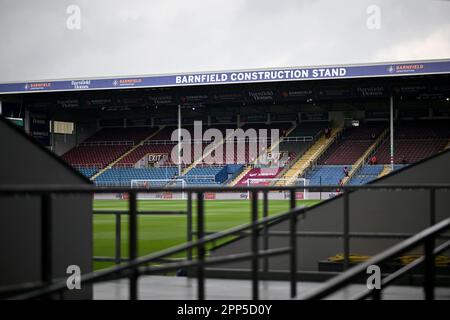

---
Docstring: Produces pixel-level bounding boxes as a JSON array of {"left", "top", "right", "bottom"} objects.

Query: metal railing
[
  {"left": 301, "top": 218, "right": 450, "bottom": 300},
  {"left": 79, "top": 141, "right": 135, "bottom": 146},
  {"left": 1, "top": 184, "right": 450, "bottom": 300}
]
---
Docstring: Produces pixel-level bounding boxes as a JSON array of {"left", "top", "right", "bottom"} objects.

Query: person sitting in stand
[
  {"left": 343, "top": 166, "right": 349, "bottom": 177},
  {"left": 370, "top": 155, "right": 378, "bottom": 165},
  {"left": 337, "top": 179, "right": 344, "bottom": 193}
]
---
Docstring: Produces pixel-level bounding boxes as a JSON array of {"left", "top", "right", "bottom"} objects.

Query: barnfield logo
[
  {"left": 396, "top": 64, "right": 424, "bottom": 73},
  {"left": 388, "top": 64, "right": 424, "bottom": 74},
  {"left": 113, "top": 78, "right": 143, "bottom": 87},
  {"left": 170, "top": 121, "right": 280, "bottom": 166},
  {"left": 25, "top": 82, "right": 51, "bottom": 91}
]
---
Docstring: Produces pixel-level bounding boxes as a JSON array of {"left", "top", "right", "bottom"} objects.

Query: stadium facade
[{"left": 1, "top": 59, "right": 450, "bottom": 300}]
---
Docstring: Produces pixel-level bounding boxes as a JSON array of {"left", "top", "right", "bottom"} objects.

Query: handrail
[
  {"left": 1, "top": 183, "right": 450, "bottom": 194},
  {"left": 301, "top": 218, "right": 450, "bottom": 300},
  {"left": 342, "top": 128, "right": 388, "bottom": 185},
  {"left": 352, "top": 240, "right": 450, "bottom": 300},
  {"left": 80, "top": 140, "right": 135, "bottom": 146},
  {"left": 3, "top": 183, "right": 450, "bottom": 300},
  {"left": 10, "top": 205, "right": 297, "bottom": 300}
]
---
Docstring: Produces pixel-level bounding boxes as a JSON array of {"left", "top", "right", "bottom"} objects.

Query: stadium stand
[
  {"left": 296, "top": 122, "right": 386, "bottom": 187},
  {"left": 76, "top": 167, "right": 99, "bottom": 178},
  {"left": 62, "top": 127, "right": 158, "bottom": 168},
  {"left": 278, "top": 122, "right": 327, "bottom": 162},
  {"left": 83, "top": 127, "right": 158, "bottom": 144},
  {"left": 232, "top": 122, "right": 327, "bottom": 186},
  {"left": 374, "top": 140, "right": 448, "bottom": 164},
  {"left": 372, "top": 120, "right": 450, "bottom": 164},
  {"left": 62, "top": 145, "right": 132, "bottom": 168},
  {"left": 183, "top": 166, "right": 228, "bottom": 185},
  {"left": 348, "top": 164, "right": 384, "bottom": 185},
  {"left": 235, "top": 167, "right": 282, "bottom": 186},
  {"left": 277, "top": 126, "right": 342, "bottom": 185},
  {"left": 305, "top": 165, "right": 351, "bottom": 186},
  {"left": 319, "top": 122, "right": 386, "bottom": 165},
  {"left": 64, "top": 119, "right": 450, "bottom": 187},
  {"left": 117, "top": 125, "right": 233, "bottom": 167},
  {"left": 219, "top": 122, "right": 293, "bottom": 164},
  {"left": 94, "top": 167, "right": 178, "bottom": 186},
  {"left": 68, "top": 122, "right": 295, "bottom": 186}
]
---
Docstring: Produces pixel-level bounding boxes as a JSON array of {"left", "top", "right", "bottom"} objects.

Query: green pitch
[{"left": 93, "top": 199, "right": 320, "bottom": 270}]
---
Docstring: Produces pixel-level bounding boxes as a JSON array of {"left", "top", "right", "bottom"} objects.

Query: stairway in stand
[
  {"left": 378, "top": 164, "right": 392, "bottom": 178},
  {"left": 229, "top": 166, "right": 252, "bottom": 186},
  {"left": 276, "top": 127, "right": 342, "bottom": 186},
  {"left": 90, "top": 127, "right": 163, "bottom": 180}
]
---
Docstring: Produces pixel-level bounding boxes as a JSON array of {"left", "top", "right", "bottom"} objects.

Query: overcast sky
[{"left": 0, "top": 0, "right": 449, "bottom": 82}]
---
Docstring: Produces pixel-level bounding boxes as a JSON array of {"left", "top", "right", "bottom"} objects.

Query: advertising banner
[
  {"left": 28, "top": 112, "right": 50, "bottom": 145},
  {"left": 1, "top": 60, "right": 448, "bottom": 94}
]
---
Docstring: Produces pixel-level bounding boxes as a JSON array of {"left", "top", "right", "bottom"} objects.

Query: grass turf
[{"left": 93, "top": 199, "right": 320, "bottom": 270}]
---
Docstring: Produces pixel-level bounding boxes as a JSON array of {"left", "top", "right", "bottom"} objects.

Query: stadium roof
[{"left": 0, "top": 58, "right": 450, "bottom": 95}]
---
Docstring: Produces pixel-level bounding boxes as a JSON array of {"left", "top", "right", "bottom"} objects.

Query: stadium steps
[
  {"left": 93, "top": 274, "right": 450, "bottom": 300},
  {"left": 251, "top": 122, "right": 297, "bottom": 166},
  {"left": 229, "top": 165, "right": 252, "bottom": 186},
  {"left": 445, "top": 139, "right": 450, "bottom": 150},
  {"left": 276, "top": 126, "right": 342, "bottom": 186},
  {"left": 272, "top": 125, "right": 324, "bottom": 184},
  {"left": 90, "top": 127, "right": 163, "bottom": 180},
  {"left": 342, "top": 128, "right": 388, "bottom": 185},
  {"left": 378, "top": 164, "right": 392, "bottom": 178},
  {"left": 180, "top": 124, "right": 243, "bottom": 176}
]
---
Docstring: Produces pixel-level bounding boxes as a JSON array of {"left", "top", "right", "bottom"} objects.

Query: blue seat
[
  {"left": 77, "top": 167, "right": 98, "bottom": 178},
  {"left": 305, "top": 165, "right": 352, "bottom": 186},
  {"left": 348, "top": 165, "right": 384, "bottom": 186},
  {"left": 94, "top": 167, "right": 178, "bottom": 186},
  {"left": 184, "top": 166, "right": 227, "bottom": 185}
]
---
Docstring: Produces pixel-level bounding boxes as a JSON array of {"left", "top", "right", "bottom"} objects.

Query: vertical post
[
  {"left": 178, "top": 104, "right": 182, "bottom": 177},
  {"left": 424, "top": 239, "right": 435, "bottom": 300},
  {"left": 289, "top": 190, "right": 297, "bottom": 298},
  {"left": 50, "top": 118, "right": 55, "bottom": 152},
  {"left": 41, "top": 194, "right": 53, "bottom": 298},
  {"left": 128, "top": 192, "right": 138, "bottom": 300},
  {"left": 343, "top": 190, "right": 350, "bottom": 271},
  {"left": 251, "top": 191, "right": 259, "bottom": 300},
  {"left": 390, "top": 95, "right": 395, "bottom": 172},
  {"left": 187, "top": 192, "right": 193, "bottom": 261},
  {"left": 263, "top": 191, "right": 269, "bottom": 273},
  {"left": 429, "top": 188, "right": 436, "bottom": 256},
  {"left": 429, "top": 188, "right": 436, "bottom": 226},
  {"left": 290, "top": 189, "right": 296, "bottom": 210},
  {"left": 319, "top": 176, "right": 322, "bottom": 201},
  {"left": 372, "top": 289, "right": 382, "bottom": 300},
  {"left": 197, "top": 192, "right": 205, "bottom": 300},
  {"left": 115, "top": 213, "right": 122, "bottom": 264}
]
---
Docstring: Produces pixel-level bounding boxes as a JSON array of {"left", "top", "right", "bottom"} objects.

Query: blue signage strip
[{"left": 1, "top": 60, "right": 449, "bottom": 94}]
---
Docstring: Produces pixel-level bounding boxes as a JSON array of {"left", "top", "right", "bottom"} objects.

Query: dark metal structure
[
  {"left": 210, "top": 149, "right": 450, "bottom": 278},
  {"left": 0, "top": 183, "right": 449, "bottom": 300},
  {"left": 0, "top": 116, "right": 93, "bottom": 300}
]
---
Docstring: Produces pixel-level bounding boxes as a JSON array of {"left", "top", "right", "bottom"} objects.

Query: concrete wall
[
  {"left": 210, "top": 149, "right": 450, "bottom": 273},
  {"left": 0, "top": 116, "right": 93, "bottom": 299},
  {"left": 52, "top": 121, "right": 97, "bottom": 156}
]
